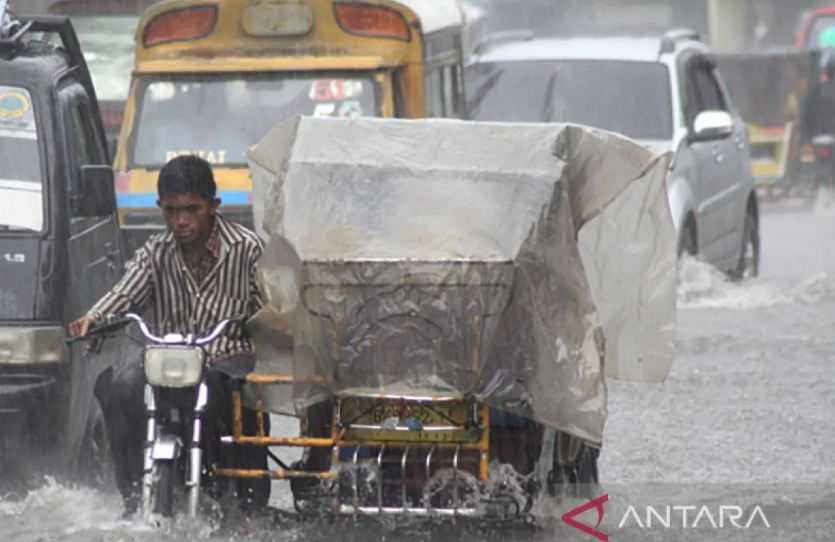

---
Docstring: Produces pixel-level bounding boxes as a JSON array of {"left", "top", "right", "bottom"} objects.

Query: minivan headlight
[
  {"left": 144, "top": 346, "right": 204, "bottom": 388},
  {"left": 0, "top": 326, "right": 65, "bottom": 364}
]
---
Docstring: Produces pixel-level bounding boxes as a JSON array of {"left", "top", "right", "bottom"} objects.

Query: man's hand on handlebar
[{"left": 68, "top": 314, "right": 97, "bottom": 338}]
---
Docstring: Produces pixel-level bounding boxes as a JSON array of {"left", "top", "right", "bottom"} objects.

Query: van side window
[
  {"left": 61, "top": 83, "right": 106, "bottom": 218},
  {"left": 70, "top": 105, "right": 94, "bottom": 167}
]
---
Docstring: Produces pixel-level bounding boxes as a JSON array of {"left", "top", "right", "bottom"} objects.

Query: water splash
[
  {"left": 0, "top": 476, "right": 150, "bottom": 541},
  {"left": 790, "top": 272, "right": 835, "bottom": 304},
  {"left": 423, "top": 468, "right": 483, "bottom": 511},
  {"left": 676, "top": 257, "right": 788, "bottom": 310},
  {"left": 0, "top": 477, "right": 234, "bottom": 542}
]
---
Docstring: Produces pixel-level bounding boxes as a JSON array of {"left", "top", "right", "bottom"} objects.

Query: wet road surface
[{"left": 1, "top": 206, "right": 833, "bottom": 541}]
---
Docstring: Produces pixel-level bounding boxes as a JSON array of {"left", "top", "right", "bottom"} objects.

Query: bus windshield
[{"left": 130, "top": 72, "right": 380, "bottom": 168}]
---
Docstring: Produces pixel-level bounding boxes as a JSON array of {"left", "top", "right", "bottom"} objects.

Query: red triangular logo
[{"left": 561, "top": 494, "right": 609, "bottom": 541}]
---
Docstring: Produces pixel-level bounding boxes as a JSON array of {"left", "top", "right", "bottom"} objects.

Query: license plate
[{"left": 339, "top": 397, "right": 478, "bottom": 443}]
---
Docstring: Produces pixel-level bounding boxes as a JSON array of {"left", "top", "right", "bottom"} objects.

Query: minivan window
[{"left": 0, "top": 86, "right": 44, "bottom": 232}]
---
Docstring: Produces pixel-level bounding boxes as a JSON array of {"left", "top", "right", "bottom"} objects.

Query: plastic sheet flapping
[{"left": 246, "top": 117, "right": 675, "bottom": 444}]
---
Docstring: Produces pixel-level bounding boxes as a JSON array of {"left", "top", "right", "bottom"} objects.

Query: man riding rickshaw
[{"left": 72, "top": 117, "right": 676, "bottom": 523}]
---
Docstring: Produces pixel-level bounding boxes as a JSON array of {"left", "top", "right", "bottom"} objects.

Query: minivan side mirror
[
  {"left": 690, "top": 110, "right": 734, "bottom": 143},
  {"left": 77, "top": 165, "right": 116, "bottom": 217}
]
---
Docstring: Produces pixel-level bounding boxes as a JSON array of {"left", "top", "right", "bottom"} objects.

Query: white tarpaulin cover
[{"left": 247, "top": 117, "right": 675, "bottom": 444}]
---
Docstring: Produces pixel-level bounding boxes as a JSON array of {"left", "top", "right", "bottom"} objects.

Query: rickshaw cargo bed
[{"left": 247, "top": 117, "right": 677, "bottom": 445}]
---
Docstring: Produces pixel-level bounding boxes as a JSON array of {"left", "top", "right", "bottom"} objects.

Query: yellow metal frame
[{"left": 216, "top": 377, "right": 492, "bottom": 484}]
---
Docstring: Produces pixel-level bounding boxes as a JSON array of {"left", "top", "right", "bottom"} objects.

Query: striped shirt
[
  {"left": 186, "top": 219, "right": 220, "bottom": 285},
  {"left": 89, "top": 215, "right": 264, "bottom": 362}
]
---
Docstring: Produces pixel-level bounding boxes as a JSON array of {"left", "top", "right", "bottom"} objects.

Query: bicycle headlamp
[{"left": 144, "top": 345, "right": 204, "bottom": 387}]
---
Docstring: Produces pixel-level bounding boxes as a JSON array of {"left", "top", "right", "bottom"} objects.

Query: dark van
[{"left": 0, "top": 10, "right": 126, "bottom": 481}]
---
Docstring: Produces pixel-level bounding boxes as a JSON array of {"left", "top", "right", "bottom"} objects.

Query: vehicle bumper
[{"left": 0, "top": 365, "right": 70, "bottom": 451}]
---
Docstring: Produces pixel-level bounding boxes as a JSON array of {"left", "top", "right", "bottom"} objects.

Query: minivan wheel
[
  {"left": 732, "top": 209, "right": 759, "bottom": 280},
  {"left": 678, "top": 220, "right": 697, "bottom": 258}
]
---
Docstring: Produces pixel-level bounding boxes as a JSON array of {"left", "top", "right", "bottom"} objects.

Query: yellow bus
[{"left": 114, "top": 0, "right": 466, "bottom": 236}]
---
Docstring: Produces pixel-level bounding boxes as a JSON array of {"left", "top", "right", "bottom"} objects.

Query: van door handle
[
  {"left": 734, "top": 136, "right": 745, "bottom": 150},
  {"left": 104, "top": 241, "right": 120, "bottom": 271},
  {"left": 712, "top": 146, "right": 724, "bottom": 163}
]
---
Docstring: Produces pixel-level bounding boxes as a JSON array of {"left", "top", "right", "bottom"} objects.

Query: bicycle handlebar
[
  {"left": 66, "top": 313, "right": 246, "bottom": 346},
  {"left": 65, "top": 315, "right": 133, "bottom": 345},
  {"left": 122, "top": 312, "right": 246, "bottom": 346}
]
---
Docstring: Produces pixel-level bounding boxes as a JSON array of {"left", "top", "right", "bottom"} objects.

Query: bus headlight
[{"left": 144, "top": 346, "right": 204, "bottom": 388}]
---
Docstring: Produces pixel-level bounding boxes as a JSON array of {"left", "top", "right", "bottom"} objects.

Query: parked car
[{"left": 466, "top": 30, "right": 760, "bottom": 278}]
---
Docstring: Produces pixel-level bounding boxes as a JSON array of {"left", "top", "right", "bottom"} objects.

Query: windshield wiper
[
  {"left": 467, "top": 68, "right": 505, "bottom": 118},
  {"left": 542, "top": 72, "right": 559, "bottom": 123}
]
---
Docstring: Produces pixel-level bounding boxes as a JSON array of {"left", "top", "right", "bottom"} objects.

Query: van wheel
[
  {"left": 78, "top": 398, "right": 114, "bottom": 489},
  {"left": 732, "top": 208, "right": 759, "bottom": 280}
]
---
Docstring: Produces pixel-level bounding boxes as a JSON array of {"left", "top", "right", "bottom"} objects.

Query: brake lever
[{"left": 65, "top": 316, "right": 133, "bottom": 346}]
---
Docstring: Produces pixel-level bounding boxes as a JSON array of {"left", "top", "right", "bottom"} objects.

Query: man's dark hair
[{"left": 157, "top": 155, "right": 216, "bottom": 200}]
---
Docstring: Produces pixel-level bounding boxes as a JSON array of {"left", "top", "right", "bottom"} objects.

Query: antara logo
[
  {"left": 562, "top": 494, "right": 609, "bottom": 541},
  {"left": 618, "top": 504, "right": 771, "bottom": 529},
  {"left": 562, "top": 494, "right": 772, "bottom": 539}
]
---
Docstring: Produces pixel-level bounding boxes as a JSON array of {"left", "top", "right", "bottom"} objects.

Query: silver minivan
[{"left": 466, "top": 31, "right": 760, "bottom": 278}]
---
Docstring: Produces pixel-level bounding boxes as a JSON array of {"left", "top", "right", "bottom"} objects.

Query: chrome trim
[
  {"left": 125, "top": 313, "right": 164, "bottom": 343},
  {"left": 348, "top": 424, "right": 463, "bottom": 432},
  {"left": 194, "top": 382, "right": 209, "bottom": 412},
  {"left": 453, "top": 446, "right": 461, "bottom": 517},
  {"left": 401, "top": 447, "right": 410, "bottom": 511},
  {"left": 144, "top": 384, "right": 156, "bottom": 412},
  {"left": 151, "top": 435, "right": 179, "bottom": 460},
  {"left": 187, "top": 447, "right": 202, "bottom": 518},
  {"left": 376, "top": 445, "right": 386, "bottom": 514},
  {"left": 697, "top": 182, "right": 741, "bottom": 215},
  {"left": 191, "top": 418, "right": 202, "bottom": 447},
  {"left": 338, "top": 505, "right": 479, "bottom": 517},
  {"left": 337, "top": 391, "right": 465, "bottom": 402},
  {"left": 424, "top": 446, "right": 436, "bottom": 511},
  {"left": 352, "top": 446, "right": 360, "bottom": 514}
]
